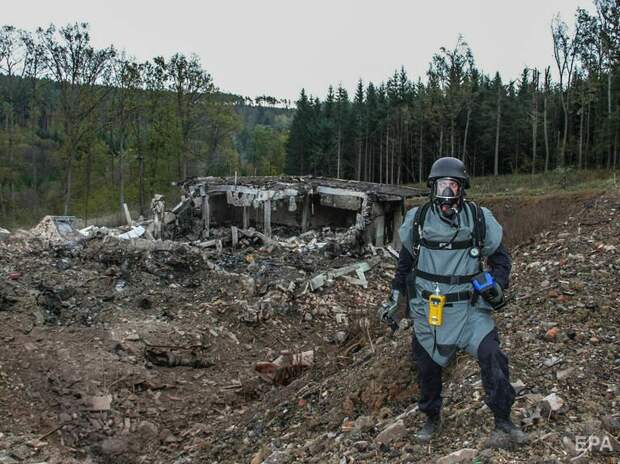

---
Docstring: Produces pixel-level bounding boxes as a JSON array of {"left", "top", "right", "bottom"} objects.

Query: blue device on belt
[{"left": 472, "top": 272, "right": 495, "bottom": 294}]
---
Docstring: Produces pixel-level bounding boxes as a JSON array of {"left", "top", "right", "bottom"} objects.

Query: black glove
[
  {"left": 485, "top": 283, "right": 504, "bottom": 308},
  {"left": 471, "top": 272, "right": 505, "bottom": 310},
  {"left": 377, "top": 289, "right": 401, "bottom": 330}
]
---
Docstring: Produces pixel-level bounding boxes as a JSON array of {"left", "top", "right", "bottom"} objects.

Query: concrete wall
[{"left": 203, "top": 191, "right": 402, "bottom": 244}]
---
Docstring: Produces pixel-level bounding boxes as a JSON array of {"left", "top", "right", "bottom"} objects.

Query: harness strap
[
  {"left": 421, "top": 289, "right": 472, "bottom": 303},
  {"left": 468, "top": 201, "right": 486, "bottom": 252},
  {"left": 415, "top": 270, "right": 478, "bottom": 285},
  {"left": 412, "top": 202, "right": 431, "bottom": 255},
  {"left": 420, "top": 237, "right": 474, "bottom": 250}
]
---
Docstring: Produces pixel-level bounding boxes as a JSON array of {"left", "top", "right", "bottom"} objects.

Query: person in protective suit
[{"left": 377, "top": 157, "right": 527, "bottom": 446}]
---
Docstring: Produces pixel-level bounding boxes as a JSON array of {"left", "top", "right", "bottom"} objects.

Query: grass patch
[{"left": 408, "top": 168, "right": 618, "bottom": 197}]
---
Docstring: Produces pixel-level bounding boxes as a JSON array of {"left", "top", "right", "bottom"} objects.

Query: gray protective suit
[{"left": 399, "top": 203, "right": 503, "bottom": 367}]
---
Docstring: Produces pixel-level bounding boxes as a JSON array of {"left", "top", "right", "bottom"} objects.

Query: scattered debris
[
  {"left": 309, "top": 257, "right": 380, "bottom": 291},
  {"left": 31, "top": 216, "right": 84, "bottom": 245},
  {"left": 556, "top": 367, "right": 575, "bottom": 380},
  {"left": 255, "top": 350, "right": 314, "bottom": 386},
  {"left": 0, "top": 186, "right": 617, "bottom": 464},
  {"left": 374, "top": 419, "right": 406, "bottom": 445},
  {"left": 117, "top": 225, "right": 146, "bottom": 240},
  {"left": 544, "top": 326, "right": 559, "bottom": 341},
  {"left": 511, "top": 379, "right": 526, "bottom": 395},
  {"left": 84, "top": 394, "right": 112, "bottom": 411},
  {"left": 145, "top": 348, "right": 214, "bottom": 368},
  {"left": 540, "top": 393, "right": 565, "bottom": 416},
  {"left": 436, "top": 448, "right": 478, "bottom": 464}
]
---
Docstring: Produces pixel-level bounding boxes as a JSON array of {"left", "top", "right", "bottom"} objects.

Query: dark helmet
[
  {"left": 427, "top": 157, "right": 470, "bottom": 189},
  {"left": 427, "top": 157, "right": 469, "bottom": 218}
]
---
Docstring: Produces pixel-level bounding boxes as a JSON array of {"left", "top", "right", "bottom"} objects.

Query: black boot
[
  {"left": 485, "top": 417, "right": 528, "bottom": 448},
  {"left": 415, "top": 414, "right": 441, "bottom": 442},
  {"left": 495, "top": 417, "right": 528, "bottom": 443}
]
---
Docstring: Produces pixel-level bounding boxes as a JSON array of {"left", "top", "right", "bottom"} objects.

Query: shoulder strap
[
  {"left": 466, "top": 200, "right": 486, "bottom": 249},
  {"left": 412, "top": 201, "right": 431, "bottom": 252}
]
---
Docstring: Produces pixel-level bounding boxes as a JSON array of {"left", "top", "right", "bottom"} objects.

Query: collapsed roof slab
[
  {"left": 173, "top": 176, "right": 425, "bottom": 246},
  {"left": 179, "top": 175, "right": 422, "bottom": 201}
]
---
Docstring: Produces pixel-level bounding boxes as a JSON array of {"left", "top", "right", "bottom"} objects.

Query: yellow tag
[{"left": 428, "top": 294, "right": 446, "bottom": 326}]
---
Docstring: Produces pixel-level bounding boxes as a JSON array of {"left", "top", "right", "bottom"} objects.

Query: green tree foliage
[
  {"left": 0, "top": 23, "right": 291, "bottom": 226},
  {"left": 286, "top": 1, "right": 619, "bottom": 183},
  {"left": 248, "top": 125, "right": 287, "bottom": 176}
]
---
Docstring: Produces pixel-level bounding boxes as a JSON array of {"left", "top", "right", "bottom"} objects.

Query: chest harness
[{"left": 407, "top": 200, "right": 486, "bottom": 302}]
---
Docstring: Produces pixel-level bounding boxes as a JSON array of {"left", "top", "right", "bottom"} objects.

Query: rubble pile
[
  {"left": 186, "top": 191, "right": 620, "bottom": 464},
  {"left": 0, "top": 189, "right": 618, "bottom": 464},
  {"left": 0, "top": 206, "right": 397, "bottom": 464}
]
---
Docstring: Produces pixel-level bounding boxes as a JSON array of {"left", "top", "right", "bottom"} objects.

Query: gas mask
[{"left": 433, "top": 177, "right": 462, "bottom": 218}]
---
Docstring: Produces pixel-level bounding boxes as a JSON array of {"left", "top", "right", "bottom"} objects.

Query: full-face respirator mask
[{"left": 432, "top": 177, "right": 462, "bottom": 218}]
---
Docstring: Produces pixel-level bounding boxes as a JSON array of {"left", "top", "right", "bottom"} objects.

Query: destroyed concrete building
[{"left": 157, "top": 176, "right": 424, "bottom": 249}]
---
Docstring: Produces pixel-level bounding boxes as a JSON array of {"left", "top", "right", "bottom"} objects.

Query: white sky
[{"left": 4, "top": 0, "right": 594, "bottom": 101}]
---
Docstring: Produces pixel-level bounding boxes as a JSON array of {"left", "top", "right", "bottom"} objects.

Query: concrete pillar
[
  {"left": 374, "top": 214, "right": 385, "bottom": 247},
  {"left": 231, "top": 226, "right": 238, "bottom": 248},
  {"left": 371, "top": 202, "right": 385, "bottom": 247},
  {"left": 391, "top": 207, "right": 403, "bottom": 250},
  {"left": 301, "top": 194, "right": 311, "bottom": 232},
  {"left": 243, "top": 206, "right": 249, "bottom": 229},
  {"left": 201, "top": 193, "right": 210, "bottom": 238},
  {"left": 263, "top": 199, "right": 272, "bottom": 238}
]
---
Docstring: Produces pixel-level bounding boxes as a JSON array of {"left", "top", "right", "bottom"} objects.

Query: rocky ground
[{"left": 0, "top": 190, "right": 619, "bottom": 464}]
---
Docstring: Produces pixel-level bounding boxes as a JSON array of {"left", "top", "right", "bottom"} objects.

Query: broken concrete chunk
[
  {"left": 309, "top": 273, "right": 327, "bottom": 291},
  {"left": 540, "top": 393, "right": 565, "bottom": 415},
  {"left": 374, "top": 419, "right": 406, "bottom": 444},
  {"left": 436, "top": 448, "right": 478, "bottom": 464},
  {"left": 309, "top": 258, "right": 379, "bottom": 291},
  {"left": 511, "top": 379, "right": 526, "bottom": 394},
  {"left": 354, "top": 415, "right": 374, "bottom": 432},
  {"left": 31, "top": 216, "right": 84, "bottom": 245},
  {"left": 334, "top": 331, "right": 348, "bottom": 344},
  {"left": 543, "top": 355, "right": 562, "bottom": 367},
  {"left": 255, "top": 350, "right": 314, "bottom": 386},
  {"left": 0, "top": 227, "right": 10, "bottom": 241},
  {"left": 117, "top": 226, "right": 145, "bottom": 240},
  {"left": 556, "top": 367, "right": 575, "bottom": 380},
  {"left": 85, "top": 394, "right": 112, "bottom": 411}
]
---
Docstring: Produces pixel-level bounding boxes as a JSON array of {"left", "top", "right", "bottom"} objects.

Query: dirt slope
[{"left": 0, "top": 191, "right": 618, "bottom": 464}]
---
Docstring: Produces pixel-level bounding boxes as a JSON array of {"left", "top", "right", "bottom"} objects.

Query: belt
[
  {"left": 421, "top": 290, "right": 473, "bottom": 303},
  {"left": 415, "top": 270, "right": 477, "bottom": 285}
]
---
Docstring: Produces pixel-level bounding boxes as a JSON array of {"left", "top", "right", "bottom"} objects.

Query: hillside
[{"left": 0, "top": 189, "right": 618, "bottom": 464}]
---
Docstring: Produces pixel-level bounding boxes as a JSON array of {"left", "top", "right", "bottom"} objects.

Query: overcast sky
[{"left": 4, "top": 0, "right": 594, "bottom": 101}]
